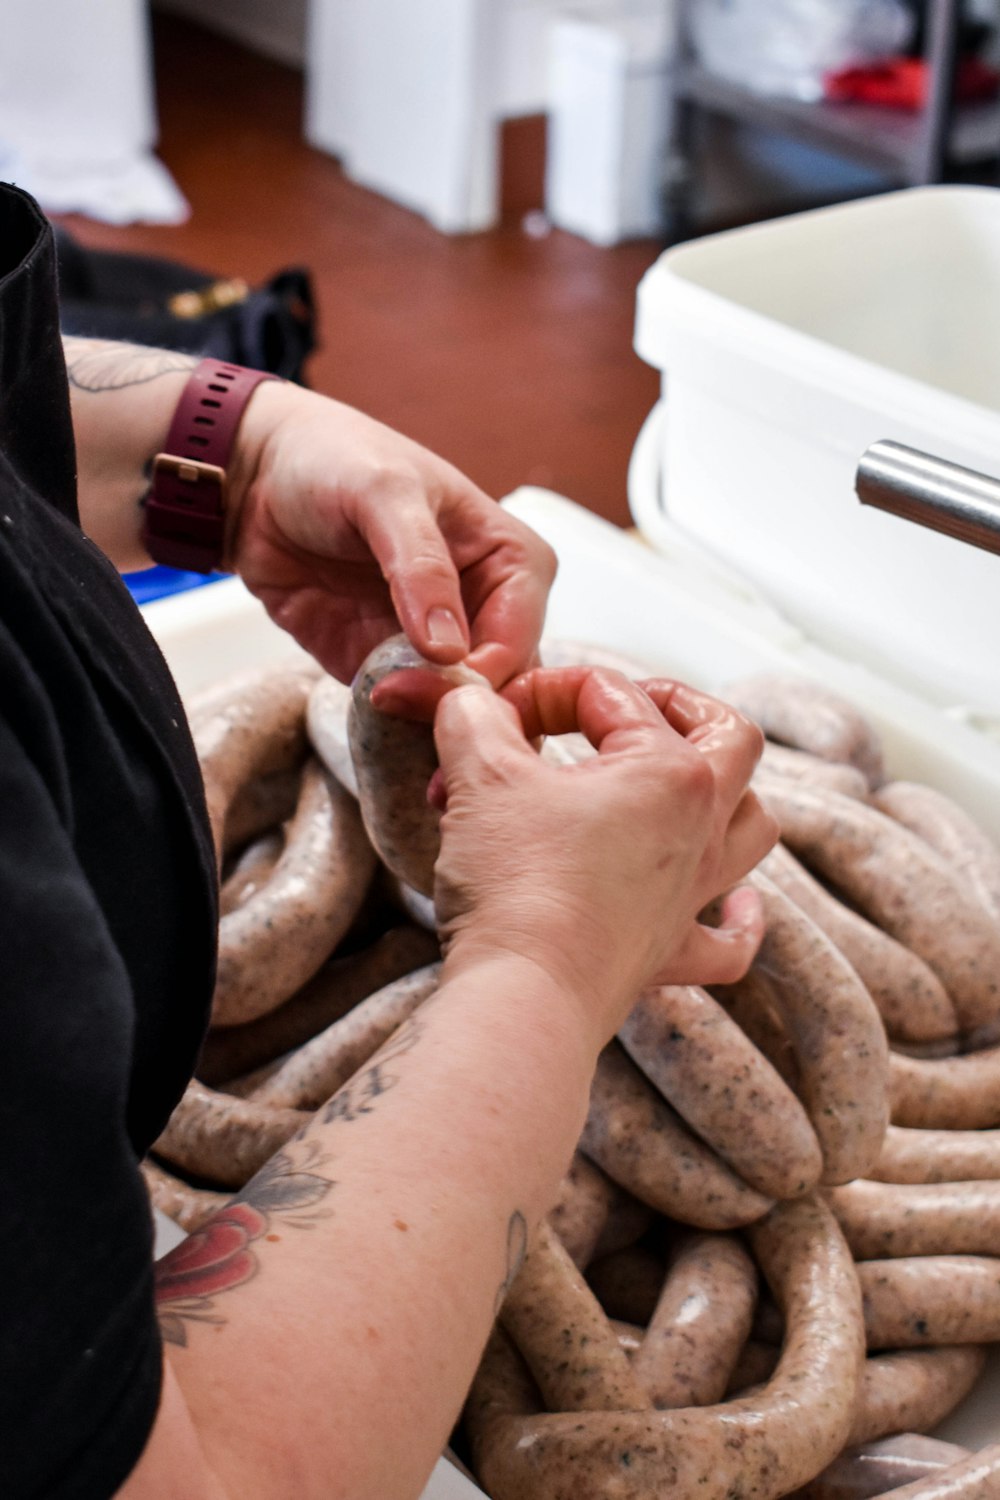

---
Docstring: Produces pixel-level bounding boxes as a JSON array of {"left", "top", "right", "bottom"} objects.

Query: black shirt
[{"left": 0, "top": 184, "right": 218, "bottom": 1498}]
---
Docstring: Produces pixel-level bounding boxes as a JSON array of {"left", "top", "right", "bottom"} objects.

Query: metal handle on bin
[{"left": 856, "top": 441, "right": 1000, "bottom": 558}]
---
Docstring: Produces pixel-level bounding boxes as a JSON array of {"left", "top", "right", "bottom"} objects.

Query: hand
[
  {"left": 227, "top": 383, "right": 556, "bottom": 685},
  {"left": 431, "top": 667, "right": 779, "bottom": 1048}
]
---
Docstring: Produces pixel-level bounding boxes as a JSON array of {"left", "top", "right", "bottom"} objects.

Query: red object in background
[{"left": 826, "top": 56, "right": 1000, "bottom": 110}]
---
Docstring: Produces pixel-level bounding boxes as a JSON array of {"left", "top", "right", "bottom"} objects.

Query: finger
[
  {"left": 461, "top": 546, "right": 556, "bottom": 688},
  {"left": 641, "top": 679, "right": 765, "bottom": 791},
  {"left": 657, "top": 887, "right": 765, "bottom": 987},
  {"left": 358, "top": 491, "right": 472, "bottom": 665},
  {"left": 370, "top": 668, "right": 452, "bottom": 724},
  {"left": 433, "top": 684, "right": 535, "bottom": 796},
  {"left": 502, "top": 667, "right": 671, "bottom": 754},
  {"left": 712, "top": 791, "right": 781, "bottom": 891}
]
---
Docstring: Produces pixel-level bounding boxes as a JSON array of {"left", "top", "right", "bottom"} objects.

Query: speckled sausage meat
[
  {"left": 467, "top": 1195, "right": 864, "bottom": 1500},
  {"left": 864, "top": 1443, "right": 1000, "bottom": 1499},
  {"left": 619, "top": 984, "right": 822, "bottom": 1200},
  {"left": 142, "top": 1158, "right": 229, "bottom": 1234},
  {"left": 874, "top": 780, "right": 1000, "bottom": 924},
  {"left": 750, "top": 871, "right": 889, "bottom": 1184},
  {"left": 219, "top": 828, "right": 284, "bottom": 918},
  {"left": 631, "top": 1232, "right": 758, "bottom": 1409},
  {"left": 586, "top": 1244, "right": 666, "bottom": 1327},
  {"left": 827, "top": 1180, "right": 1000, "bottom": 1259},
  {"left": 712, "top": 969, "right": 800, "bottom": 1088},
  {"left": 547, "top": 1155, "right": 619, "bottom": 1268},
  {"left": 889, "top": 1046, "right": 1000, "bottom": 1129},
  {"left": 212, "top": 760, "right": 377, "bottom": 1027},
  {"left": 847, "top": 1348, "right": 987, "bottom": 1447},
  {"left": 196, "top": 926, "right": 440, "bottom": 1087},
  {"left": 306, "top": 673, "right": 358, "bottom": 797},
  {"left": 759, "top": 782, "right": 1000, "bottom": 1036},
  {"left": 791, "top": 1434, "right": 972, "bottom": 1500},
  {"left": 192, "top": 660, "right": 319, "bottom": 866},
  {"left": 724, "top": 673, "right": 885, "bottom": 788},
  {"left": 759, "top": 844, "right": 957, "bottom": 1044},
  {"left": 222, "top": 766, "right": 301, "bottom": 855},
  {"left": 858, "top": 1257, "right": 1000, "bottom": 1348},
  {"left": 348, "top": 634, "right": 489, "bottom": 896},
  {"left": 248, "top": 962, "right": 441, "bottom": 1111},
  {"left": 870, "top": 1124, "right": 1000, "bottom": 1183},
  {"left": 756, "top": 744, "right": 870, "bottom": 799},
  {"left": 153, "top": 1080, "right": 309, "bottom": 1189},
  {"left": 500, "top": 1220, "right": 651, "bottom": 1413},
  {"left": 580, "top": 1043, "right": 774, "bottom": 1230}
]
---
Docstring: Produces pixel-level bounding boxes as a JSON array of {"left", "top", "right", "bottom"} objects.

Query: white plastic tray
[{"left": 143, "top": 489, "right": 1000, "bottom": 1486}]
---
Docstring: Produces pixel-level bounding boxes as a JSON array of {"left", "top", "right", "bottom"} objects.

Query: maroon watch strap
[{"left": 143, "top": 359, "right": 279, "bottom": 574}]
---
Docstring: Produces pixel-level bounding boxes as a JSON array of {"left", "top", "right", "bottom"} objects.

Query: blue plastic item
[{"left": 124, "top": 565, "right": 226, "bottom": 607}]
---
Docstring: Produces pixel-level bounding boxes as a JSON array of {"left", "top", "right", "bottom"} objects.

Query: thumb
[{"left": 434, "top": 683, "right": 534, "bottom": 796}]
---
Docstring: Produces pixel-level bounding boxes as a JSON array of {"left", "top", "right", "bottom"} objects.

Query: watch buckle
[{"left": 152, "top": 452, "right": 228, "bottom": 504}]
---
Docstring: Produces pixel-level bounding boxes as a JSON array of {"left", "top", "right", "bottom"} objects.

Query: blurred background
[{"left": 4, "top": 0, "right": 1000, "bottom": 530}]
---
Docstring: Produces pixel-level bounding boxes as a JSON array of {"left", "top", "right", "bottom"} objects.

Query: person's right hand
[{"left": 431, "top": 666, "right": 778, "bottom": 1052}]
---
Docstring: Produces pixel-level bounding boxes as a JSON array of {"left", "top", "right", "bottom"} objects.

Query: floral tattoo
[
  {"left": 154, "top": 1141, "right": 334, "bottom": 1347},
  {"left": 63, "top": 338, "right": 197, "bottom": 392}
]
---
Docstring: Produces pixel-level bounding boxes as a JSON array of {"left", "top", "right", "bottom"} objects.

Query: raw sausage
[
  {"left": 212, "top": 760, "right": 377, "bottom": 1026},
  {"left": 619, "top": 983, "right": 822, "bottom": 1200},
  {"left": 871, "top": 1125, "right": 1000, "bottom": 1184},
  {"left": 306, "top": 673, "right": 358, "bottom": 797},
  {"left": 791, "top": 1434, "right": 972, "bottom": 1500},
  {"left": 468, "top": 1195, "right": 864, "bottom": 1500},
  {"left": 759, "top": 782, "right": 1000, "bottom": 1036},
  {"left": 142, "top": 1158, "right": 229, "bottom": 1233},
  {"left": 751, "top": 871, "right": 889, "bottom": 1184},
  {"left": 864, "top": 1443, "right": 1000, "bottom": 1499},
  {"left": 580, "top": 1043, "right": 774, "bottom": 1230},
  {"left": 858, "top": 1257, "right": 1000, "bottom": 1348},
  {"left": 848, "top": 1348, "right": 988, "bottom": 1446},
  {"left": 759, "top": 844, "right": 956, "bottom": 1044},
  {"left": 153, "top": 1080, "right": 309, "bottom": 1189},
  {"left": 724, "top": 673, "right": 885, "bottom": 788},
  {"left": 890, "top": 1046, "right": 1000, "bottom": 1129},
  {"left": 631, "top": 1232, "right": 758, "bottom": 1408},
  {"left": 827, "top": 1180, "right": 1000, "bottom": 1259},
  {"left": 756, "top": 744, "right": 870, "bottom": 799},
  {"left": 348, "top": 634, "right": 489, "bottom": 896},
  {"left": 874, "top": 780, "right": 1000, "bottom": 924}
]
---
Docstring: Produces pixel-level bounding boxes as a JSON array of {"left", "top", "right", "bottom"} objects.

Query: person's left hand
[{"left": 226, "top": 383, "right": 556, "bottom": 686}]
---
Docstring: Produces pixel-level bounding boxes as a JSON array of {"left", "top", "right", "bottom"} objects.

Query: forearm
[
  {"left": 137, "top": 955, "right": 595, "bottom": 1500},
  {"left": 63, "top": 338, "right": 200, "bottom": 570}
]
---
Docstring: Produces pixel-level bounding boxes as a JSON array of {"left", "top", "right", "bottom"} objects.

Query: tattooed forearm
[
  {"left": 320, "top": 1017, "right": 425, "bottom": 1128},
  {"left": 154, "top": 1140, "right": 334, "bottom": 1348},
  {"left": 495, "top": 1211, "right": 528, "bottom": 1314},
  {"left": 63, "top": 336, "right": 197, "bottom": 392}
]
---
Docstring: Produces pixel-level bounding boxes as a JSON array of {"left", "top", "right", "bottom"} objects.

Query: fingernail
[{"left": 426, "top": 607, "right": 467, "bottom": 653}]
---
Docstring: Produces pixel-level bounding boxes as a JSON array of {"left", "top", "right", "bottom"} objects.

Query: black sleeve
[{"left": 0, "top": 710, "right": 163, "bottom": 1500}]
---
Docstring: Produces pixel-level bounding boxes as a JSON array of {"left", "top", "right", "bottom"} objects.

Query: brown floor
[{"left": 57, "top": 15, "right": 664, "bottom": 529}]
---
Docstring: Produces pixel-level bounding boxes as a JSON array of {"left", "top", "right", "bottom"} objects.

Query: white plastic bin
[{"left": 632, "top": 186, "right": 1000, "bottom": 722}]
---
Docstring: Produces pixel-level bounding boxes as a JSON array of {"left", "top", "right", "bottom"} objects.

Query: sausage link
[
  {"left": 875, "top": 780, "right": 1000, "bottom": 925},
  {"left": 828, "top": 1180, "right": 1000, "bottom": 1259},
  {"left": 580, "top": 1043, "right": 774, "bottom": 1230},
  {"left": 890, "top": 1046, "right": 1000, "bottom": 1129},
  {"left": 547, "top": 1155, "right": 619, "bottom": 1269},
  {"left": 468, "top": 1195, "right": 864, "bottom": 1500},
  {"left": 197, "top": 926, "right": 440, "bottom": 1086},
  {"left": 751, "top": 871, "right": 889, "bottom": 1184},
  {"left": 756, "top": 744, "right": 870, "bottom": 799},
  {"left": 724, "top": 674, "right": 885, "bottom": 788},
  {"left": 222, "top": 767, "right": 301, "bottom": 857},
  {"left": 192, "top": 660, "right": 319, "bottom": 866},
  {"left": 864, "top": 1443, "right": 1000, "bottom": 1499},
  {"left": 500, "top": 1219, "right": 651, "bottom": 1413},
  {"left": 631, "top": 1232, "right": 758, "bottom": 1408},
  {"left": 848, "top": 1348, "right": 988, "bottom": 1447},
  {"left": 858, "top": 1257, "right": 1000, "bottom": 1348},
  {"left": 212, "top": 761, "right": 378, "bottom": 1026},
  {"left": 248, "top": 962, "right": 440, "bottom": 1111},
  {"left": 712, "top": 969, "right": 800, "bottom": 1088},
  {"left": 142, "top": 1158, "right": 229, "bottom": 1234},
  {"left": 153, "top": 1080, "right": 309, "bottom": 1189},
  {"left": 760, "top": 781, "right": 1000, "bottom": 1036},
  {"left": 619, "top": 984, "right": 822, "bottom": 1200},
  {"left": 219, "top": 828, "right": 284, "bottom": 918},
  {"left": 760, "top": 844, "right": 957, "bottom": 1044},
  {"left": 792, "top": 1435, "right": 972, "bottom": 1500},
  {"left": 348, "top": 634, "right": 489, "bottom": 896},
  {"left": 306, "top": 673, "right": 358, "bottom": 797},
  {"left": 871, "top": 1125, "right": 1000, "bottom": 1184},
  {"left": 724, "top": 1338, "right": 780, "bottom": 1397}
]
